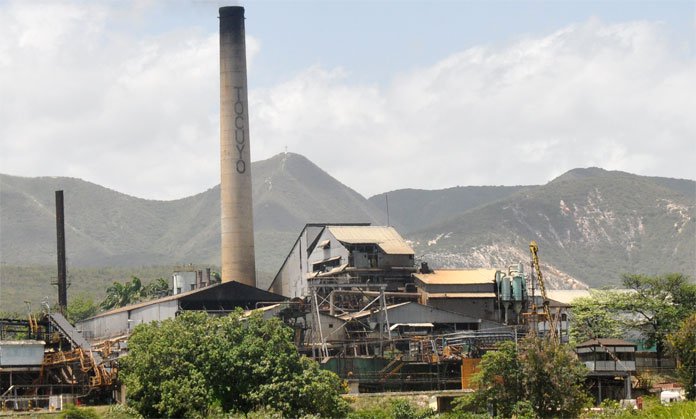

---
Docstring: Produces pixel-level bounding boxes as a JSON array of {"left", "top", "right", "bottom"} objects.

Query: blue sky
[
  {"left": 127, "top": 1, "right": 696, "bottom": 85},
  {"left": 1, "top": 0, "right": 694, "bottom": 199}
]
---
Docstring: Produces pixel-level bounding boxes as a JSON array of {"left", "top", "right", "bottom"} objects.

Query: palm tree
[
  {"left": 101, "top": 276, "right": 144, "bottom": 310},
  {"left": 143, "top": 278, "right": 170, "bottom": 299}
]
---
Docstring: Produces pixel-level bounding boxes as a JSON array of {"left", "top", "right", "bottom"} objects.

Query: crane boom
[{"left": 529, "top": 240, "right": 558, "bottom": 344}]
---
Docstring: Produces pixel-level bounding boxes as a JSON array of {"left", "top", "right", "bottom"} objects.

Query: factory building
[
  {"left": 576, "top": 338, "right": 637, "bottom": 403},
  {"left": 339, "top": 302, "right": 501, "bottom": 342},
  {"left": 78, "top": 281, "right": 284, "bottom": 341},
  {"left": 414, "top": 268, "right": 498, "bottom": 321},
  {"left": 269, "top": 223, "right": 416, "bottom": 298}
]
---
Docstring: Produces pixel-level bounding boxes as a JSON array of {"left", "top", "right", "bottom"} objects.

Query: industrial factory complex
[{"left": 0, "top": 5, "right": 662, "bottom": 412}]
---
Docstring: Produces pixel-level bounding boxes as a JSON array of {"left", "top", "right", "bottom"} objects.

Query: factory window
[{"left": 617, "top": 351, "right": 635, "bottom": 361}]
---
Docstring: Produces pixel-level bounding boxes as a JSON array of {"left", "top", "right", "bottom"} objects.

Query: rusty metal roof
[
  {"left": 414, "top": 269, "right": 496, "bottom": 285},
  {"left": 327, "top": 226, "right": 414, "bottom": 255}
]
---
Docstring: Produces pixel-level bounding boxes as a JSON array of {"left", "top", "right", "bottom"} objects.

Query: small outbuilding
[{"left": 576, "top": 338, "right": 637, "bottom": 403}]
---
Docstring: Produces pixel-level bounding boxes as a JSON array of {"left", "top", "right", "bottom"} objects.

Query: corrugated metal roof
[
  {"left": 339, "top": 302, "right": 411, "bottom": 321},
  {"left": 389, "top": 323, "right": 434, "bottom": 331},
  {"left": 327, "top": 226, "right": 414, "bottom": 255},
  {"left": 576, "top": 338, "right": 636, "bottom": 348},
  {"left": 0, "top": 340, "right": 45, "bottom": 346},
  {"left": 316, "top": 263, "right": 349, "bottom": 277},
  {"left": 82, "top": 281, "right": 285, "bottom": 320},
  {"left": 545, "top": 290, "right": 591, "bottom": 305},
  {"left": 414, "top": 269, "right": 496, "bottom": 285},
  {"left": 425, "top": 292, "right": 497, "bottom": 299},
  {"left": 88, "top": 288, "right": 198, "bottom": 318},
  {"left": 312, "top": 255, "right": 341, "bottom": 265}
]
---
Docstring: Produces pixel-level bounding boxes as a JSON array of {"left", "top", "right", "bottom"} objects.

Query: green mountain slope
[
  {"left": 0, "top": 153, "right": 383, "bottom": 290},
  {"left": 1, "top": 156, "right": 693, "bottom": 311},
  {"left": 409, "top": 168, "right": 695, "bottom": 288},
  {"left": 368, "top": 185, "right": 526, "bottom": 233}
]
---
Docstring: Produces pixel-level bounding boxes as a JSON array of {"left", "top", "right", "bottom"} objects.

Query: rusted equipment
[{"left": 528, "top": 240, "right": 558, "bottom": 344}]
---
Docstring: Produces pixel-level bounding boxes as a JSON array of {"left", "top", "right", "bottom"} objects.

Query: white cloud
[
  {"left": 252, "top": 18, "right": 696, "bottom": 195},
  {"left": 1, "top": 1, "right": 693, "bottom": 200}
]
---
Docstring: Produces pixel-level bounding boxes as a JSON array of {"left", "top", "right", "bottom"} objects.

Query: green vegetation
[
  {"left": 66, "top": 293, "right": 99, "bottom": 323},
  {"left": 60, "top": 403, "right": 100, "bottom": 419},
  {"left": 669, "top": 313, "right": 696, "bottom": 400},
  {"left": 453, "top": 338, "right": 590, "bottom": 418},
  {"left": 3, "top": 164, "right": 694, "bottom": 297},
  {"left": 570, "top": 273, "right": 696, "bottom": 364},
  {"left": 100, "top": 276, "right": 169, "bottom": 310},
  {"left": 569, "top": 291, "right": 624, "bottom": 344},
  {"left": 0, "top": 265, "right": 179, "bottom": 314},
  {"left": 582, "top": 397, "right": 696, "bottom": 418},
  {"left": 617, "top": 273, "right": 696, "bottom": 365},
  {"left": 120, "top": 310, "right": 348, "bottom": 418},
  {"left": 346, "top": 397, "right": 434, "bottom": 419},
  {"left": 410, "top": 168, "right": 695, "bottom": 288}
]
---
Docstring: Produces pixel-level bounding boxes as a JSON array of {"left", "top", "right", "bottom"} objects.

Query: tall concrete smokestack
[{"left": 219, "top": 6, "right": 256, "bottom": 286}]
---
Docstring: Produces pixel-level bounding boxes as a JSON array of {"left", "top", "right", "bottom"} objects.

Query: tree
[
  {"left": 569, "top": 292, "right": 623, "bottom": 343},
  {"left": 668, "top": 314, "right": 696, "bottom": 400},
  {"left": 611, "top": 273, "right": 696, "bottom": 366},
  {"left": 142, "top": 277, "right": 169, "bottom": 299},
  {"left": 519, "top": 338, "right": 591, "bottom": 417},
  {"left": 100, "top": 276, "right": 170, "bottom": 310},
  {"left": 469, "top": 338, "right": 590, "bottom": 418},
  {"left": 120, "top": 310, "right": 348, "bottom": 418},
  {"left": 66, "top": 293, "right": 98, "bottom": 323},
  {"left": 100, "top": 276, "right": 144, "bottom": 310},
  {"left": 471, "top": 341, "right": 522, "bottom": 417}
]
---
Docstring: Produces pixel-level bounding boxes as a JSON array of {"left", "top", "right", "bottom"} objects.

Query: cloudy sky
[{"left": 1, "top": 0, "right": 694, "bottom": 200}]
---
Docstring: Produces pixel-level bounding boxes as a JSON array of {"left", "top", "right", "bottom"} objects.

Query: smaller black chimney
[
  {"left": 56, "top": 190, "right": 67, "bottom": 312},
  {"left": 420, "top": 262, "right": 432, "bottom": 274}
]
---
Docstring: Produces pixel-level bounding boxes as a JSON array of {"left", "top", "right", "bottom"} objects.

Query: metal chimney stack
[
  {"left": 219, "top": 6, "right": 256, "bottom": 286},
  {"left": 55, "top": 190, "right": 68, "bottom": 312}
]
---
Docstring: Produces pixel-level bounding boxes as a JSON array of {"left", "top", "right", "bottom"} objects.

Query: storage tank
[{"left": 500, "top": 274, "right": 512, "bottom": 302}]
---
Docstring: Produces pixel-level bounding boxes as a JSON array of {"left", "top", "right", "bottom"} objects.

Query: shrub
[{"left": 60, "top": 404, "right": 100, "bottom": 419}]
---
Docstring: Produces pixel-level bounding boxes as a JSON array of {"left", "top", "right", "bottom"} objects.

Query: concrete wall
[
  {"left": 307, "top": 230, "right": 349, "bottom": 271},
  {"left": 427, "top": 298, "right": 497, "bottom": 322},
  {"left": 377, "top": 253, "right": 414, "bottom": 269},
  {"left": 79, "top": 311, "right": 129, "bottom": 341},
  {"left": 418, "top": 282, "right": 495, "bottom": 294},
  {"left": 0, "top": 341, "right": 45, "bottom": 366},
  {"left": 172, "top": 271, "right": 197, "bottom": 295},
  {"left": 79, "top": 300, "right": 180, "bottom": 341},
  {"left": 270, "top": 230, "right": 310, "bottom": 298},
  {"left": 129, "top": 300, "right": 179, "bottom": 329}
]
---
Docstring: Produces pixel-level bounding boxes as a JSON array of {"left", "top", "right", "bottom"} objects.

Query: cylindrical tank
[
  {"left": 512, "top": 274, "right": 525, "bottom": 301},
  {"left": 219, "top": 6, "right": 256, "bottom": 286},
  {"left": 501, "top": 275, "right": 512, "bottom": 302}
]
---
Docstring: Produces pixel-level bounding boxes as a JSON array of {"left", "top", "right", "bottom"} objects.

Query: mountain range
[{"left": 1, "top": 153, "right": 694, "bottom": 302}]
